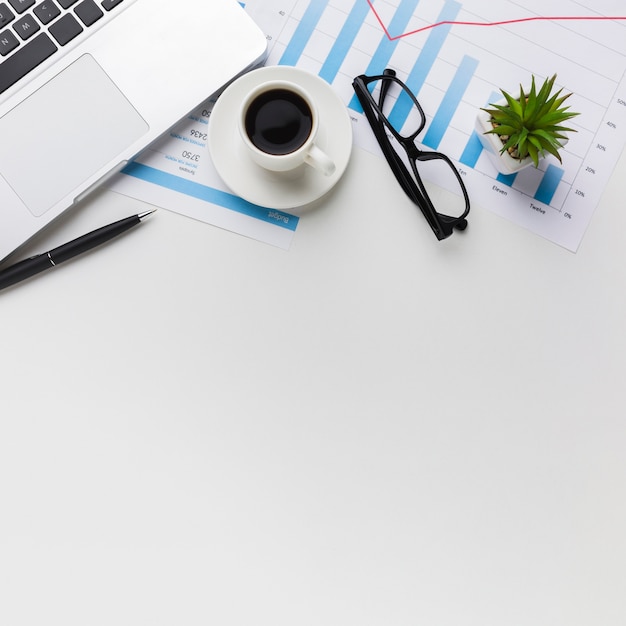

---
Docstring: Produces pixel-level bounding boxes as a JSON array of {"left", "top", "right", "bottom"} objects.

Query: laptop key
[
  {"left": 48, "top": 12, "right": 81, "bottom": 44},
  {"left": 0, "top": 30, "right": 56, "bottom": 93},
  {"left": 56, "top": 0, "right": 77, "bottom": 8},
  {"left": 100, "top": 0, "right": 122, "bottom": 10},
  {"left": 33, "top": 0, "right": 61, "bottom": 25},
  {"left": 74, "top": 0, "right": 102, "bottom": 26},
  {"left": 0, "top": 3, "right": 15, "bottom": 28},
  {"left": 0, "top": 28, "right": 19, "bottom": 55},
  {"left": 13, "top": 13, "right": 39, "bottom": 39},
  {"left": 8, "top": 0, "right": 34, "bottom": 13}
]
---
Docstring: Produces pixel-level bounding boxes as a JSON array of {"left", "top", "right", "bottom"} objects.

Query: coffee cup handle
[{"left": 304, "top": 144, "right": 336, "bottom": 177}]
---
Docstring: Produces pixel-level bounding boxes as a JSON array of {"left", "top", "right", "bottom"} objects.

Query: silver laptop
[{"left": 0, "top": 0, "right": 267, "bottom": 262}]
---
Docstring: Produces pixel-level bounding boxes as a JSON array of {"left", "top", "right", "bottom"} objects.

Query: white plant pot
[{"left": 474, "top": 106, "right": 534, "bottom": 175}]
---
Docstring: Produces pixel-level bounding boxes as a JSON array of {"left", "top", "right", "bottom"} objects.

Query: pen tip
[{"left": 138, "top": 209, "right": 157, "bottom": 220}]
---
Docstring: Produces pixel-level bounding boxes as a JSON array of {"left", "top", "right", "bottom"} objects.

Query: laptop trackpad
[{"left": 0, "top": 54, "right": 148, "bottom": 217}]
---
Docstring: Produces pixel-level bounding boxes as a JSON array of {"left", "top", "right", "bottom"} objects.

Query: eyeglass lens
[
  {"left": 369, "top": 77, "right": 424, "bottom": 139},
  {"left": 410, "top": 156, "right": 468, "bottom": 220}
]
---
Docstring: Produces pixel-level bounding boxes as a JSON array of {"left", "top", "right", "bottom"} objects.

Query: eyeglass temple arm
[
  {"left": 353, "top": 80, "right": 420, "bottom": 196},
  {"left": 379, "top": 68, "right": 396, "bottom": 105}
]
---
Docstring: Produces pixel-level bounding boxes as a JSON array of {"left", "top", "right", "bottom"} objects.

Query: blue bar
[
  {"left": 497, "top": 172, "right": 518, "bottom": 186},
  {"left": 388, "top": 0, "right": 462, "bottom": 130},
  {"left": 459, "top": 93, "right": 502, "bottom": 168},
  {"left": 319, "top": 0, "right": 371, "bottom": 84},
  {"left": 422, "top": 55, "right": 478, "bottom": 149},
  {"left": 459, "top": 132, "right": 483, "bottom": 168},
  {"left": 122, "top": 163, "right": 299, "bottom": 231},
  {"left": 535, "top": 164, "right": 564, "bottom": 205},
  {"left": 279, "top": 0, "right": 330, "bottom": 67},
  {"left": 348, "top": 0, "right": 421, "bottom": 111}
]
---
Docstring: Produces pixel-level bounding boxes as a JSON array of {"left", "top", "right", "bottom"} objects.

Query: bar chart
[{"left": 244, "top": 0, "right": 626, "bottom": 250}]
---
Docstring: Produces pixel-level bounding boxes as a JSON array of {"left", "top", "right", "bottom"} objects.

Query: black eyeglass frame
[{"left": 352, "top": 69, "right": 470, "bottom": 240}]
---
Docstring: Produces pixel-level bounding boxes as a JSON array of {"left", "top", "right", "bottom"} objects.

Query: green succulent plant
[{"left": 482, "top": 74, "right": 579, "bottom": 167}]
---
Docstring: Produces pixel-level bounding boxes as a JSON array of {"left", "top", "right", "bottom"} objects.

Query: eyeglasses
[{"left": 352, "top": 69, "right": 470, "bottom": 241}]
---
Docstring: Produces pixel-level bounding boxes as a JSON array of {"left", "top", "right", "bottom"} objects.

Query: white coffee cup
[{"left": 238, "top": 79, "right": 335, "bottom": 177}]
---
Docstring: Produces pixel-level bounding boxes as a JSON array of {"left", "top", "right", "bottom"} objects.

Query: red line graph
[{"left": 366, "top": 0, "right": 626, "bottom": 41}]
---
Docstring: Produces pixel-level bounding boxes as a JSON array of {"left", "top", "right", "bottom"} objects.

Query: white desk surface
[{"left": 2, "top": 142, "right": 625, "bottom": 625}]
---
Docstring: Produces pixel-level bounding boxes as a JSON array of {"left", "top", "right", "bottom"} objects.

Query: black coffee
[{"left": 245, "top": 88, "right": 313, "bottom": 155}]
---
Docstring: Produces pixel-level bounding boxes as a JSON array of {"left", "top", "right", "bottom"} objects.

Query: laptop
[{"left": 0, "top": 0, "right": 267, "bottom": 262}]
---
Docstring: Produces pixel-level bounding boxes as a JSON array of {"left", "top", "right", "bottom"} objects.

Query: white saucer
[{"left": 208, "top": 66, "right": 352, "bottom": 210}]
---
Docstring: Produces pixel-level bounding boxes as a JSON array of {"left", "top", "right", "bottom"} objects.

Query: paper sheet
[
  {"left": 111, "top": 0, "right": 626, "bottom": 251},
  {"left": 109, "top": 99, "right": 299, "bottom": 250}
]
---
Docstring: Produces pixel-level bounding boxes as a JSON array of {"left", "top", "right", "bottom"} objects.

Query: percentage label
[
  {"left": 586, "top": 166, "right": 596, "bottom": 174},
  {"left": 575, "top": 189, "right": 585, "bottom": 197},
  {"left": 597, "top": 144, "right": 607, "bottom": 152},
  {"left": 607, "top": 121, "right": 617, "bottom": 129}
]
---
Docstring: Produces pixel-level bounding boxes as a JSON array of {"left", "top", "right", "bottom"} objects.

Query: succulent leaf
[{"left": 481, "top": 74, "right": 579, "bottom": 167}]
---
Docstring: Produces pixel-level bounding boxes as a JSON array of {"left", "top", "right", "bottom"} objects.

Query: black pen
[{"left": 0, "top": 209, "right": 156, "bottom": 291}]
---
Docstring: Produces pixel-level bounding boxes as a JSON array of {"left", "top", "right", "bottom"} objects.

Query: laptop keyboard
[{"left": 0, "top": 0, "right": 124, "bottom": 94}]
